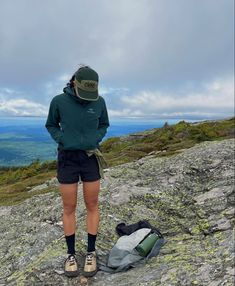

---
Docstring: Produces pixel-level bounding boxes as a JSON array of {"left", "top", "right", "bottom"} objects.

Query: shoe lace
[
  {"left": 67, "top": 255, "right": 76, "bottom": 266},
  {"left": 85, "top": 253, "right": 94, "bottom": 265}
]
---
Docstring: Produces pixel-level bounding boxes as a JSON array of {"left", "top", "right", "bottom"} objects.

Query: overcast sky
[{"left": 0, "top": 0, "right": 234, "bottom": 119}]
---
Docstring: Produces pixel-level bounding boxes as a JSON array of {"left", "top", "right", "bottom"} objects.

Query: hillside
[
  {"left": 0, "top": 138, "right": 234, "bottom": 285},
  {"left": 101, "top": 116, "right": 234, "bottom": 166},
  {"left": 0, "top": 117, "right": 234, "bottom": 206}
]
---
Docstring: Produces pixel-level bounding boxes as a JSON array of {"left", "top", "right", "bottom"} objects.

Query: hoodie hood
[{"left": 63, "top": 85, "right": 90, "bottom": 105}]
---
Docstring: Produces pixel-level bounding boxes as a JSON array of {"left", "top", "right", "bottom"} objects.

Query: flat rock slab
[{"left": 0, "top": 139, "right": 234, "bottom": 286}]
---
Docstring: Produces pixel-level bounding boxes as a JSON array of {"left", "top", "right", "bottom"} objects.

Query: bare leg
[
  {"left": 60, "top": 183, "right": 78, "bottom": 235},
  {"left": 82, "top": 180, "right": 100, "bottom": 235}
]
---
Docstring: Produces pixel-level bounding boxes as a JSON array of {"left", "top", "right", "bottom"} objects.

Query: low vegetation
[
  {"left": 101, "top": 117, "right": 234, "bottom": 165},
  {"left": 0, "top": 117, "right": 234, "bottom": 206},
  {"left": 0, "top": 160, "right": 57, "bottom": 206}
]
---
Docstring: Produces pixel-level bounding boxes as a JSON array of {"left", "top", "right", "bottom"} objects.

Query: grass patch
[
  {"left": 0, "top": 186, "right": 58, "bottom": 206},
  {"left": 0, "top": 160, "right": 57, "bottom": 206},
  {"left": 101, "top": 117, "right": 234, "bottom": 166}
]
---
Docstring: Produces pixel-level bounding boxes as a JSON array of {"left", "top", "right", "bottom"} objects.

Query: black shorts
[{"left": 57, "top": 149, "right": 101, "bottom": 184}]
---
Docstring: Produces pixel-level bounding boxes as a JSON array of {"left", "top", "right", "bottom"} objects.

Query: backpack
[{"left": 99, "top": 220, "right": 165, "bottom": 273}]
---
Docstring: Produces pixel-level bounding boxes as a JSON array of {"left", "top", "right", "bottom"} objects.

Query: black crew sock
[
  {"left": 65, "top": 233, "right": 76, "bottom": 255},
  {"left": 87, "top": 233, "right": 97, "bottom": 252}
]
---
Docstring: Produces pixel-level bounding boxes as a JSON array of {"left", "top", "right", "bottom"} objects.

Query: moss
[
  {"left": 6, "top": 235, "right": 65, "bottom": 284},
  {"left": 0, "top": 186, "right": 57, "bottom": 206},
  {"left": 190, "top": 226, "right": 201, "bottom": 235}
]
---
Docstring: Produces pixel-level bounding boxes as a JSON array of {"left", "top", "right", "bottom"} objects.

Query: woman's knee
[
  {"left": 63, "top": 203, "right": 76, "bottom": 216},
  {"left": 85, "top": 199, "right": 99, "bottom": 212}
]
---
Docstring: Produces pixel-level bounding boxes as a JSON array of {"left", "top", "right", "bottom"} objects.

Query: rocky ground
[{"left": 0, "top": 139, "right": 234, "bottom": 286}]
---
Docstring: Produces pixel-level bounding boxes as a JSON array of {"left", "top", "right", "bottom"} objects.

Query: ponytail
[{"left": 67, "top": 64, "right": 91, "bottom": 88}]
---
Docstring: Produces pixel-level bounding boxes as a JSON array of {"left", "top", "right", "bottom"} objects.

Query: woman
[{"left": 45, "top": 65, "right": 109, "bottom": 277}]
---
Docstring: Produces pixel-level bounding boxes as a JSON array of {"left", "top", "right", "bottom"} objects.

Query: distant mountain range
[{"left": 0, "top": 117, "right": 192, "bottom": 167}]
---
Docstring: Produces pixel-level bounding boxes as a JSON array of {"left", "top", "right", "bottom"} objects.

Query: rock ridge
[{"left": 0, "top": 139, "right": 234, "bottom": 285}]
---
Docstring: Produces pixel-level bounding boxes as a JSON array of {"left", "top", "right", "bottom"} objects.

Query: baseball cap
[{"left": 74, "top": 66, "right": 99, "bottom": 101}]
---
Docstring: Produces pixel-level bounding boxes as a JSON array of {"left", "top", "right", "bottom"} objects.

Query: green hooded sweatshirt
[{"left": 45, "top": 86, "right": 110, "bottom": 150}]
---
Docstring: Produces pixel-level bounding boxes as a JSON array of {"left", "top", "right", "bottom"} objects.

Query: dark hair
[
  {"left": 68, "top": 74, "right": 75, "bottom": 88},
  {"left": 67, "top": 64, "right": 90, "bottom": 88}
]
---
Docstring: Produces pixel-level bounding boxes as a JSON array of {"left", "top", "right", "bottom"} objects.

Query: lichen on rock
[{"left": 0, "top": 139, "right": 234, "bottom": 285}]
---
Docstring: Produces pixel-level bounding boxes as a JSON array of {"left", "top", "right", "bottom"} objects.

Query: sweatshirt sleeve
[
  {"left": 45, "top": 98, "right": 63, "bottom": 144},
  {"left": 97, "top": 99, "right": 110, "bottom": 142}
]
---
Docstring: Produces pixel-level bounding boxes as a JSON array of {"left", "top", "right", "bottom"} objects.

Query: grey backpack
[{"left": 99, "top": 224, "right": 165, "bottom": 273}]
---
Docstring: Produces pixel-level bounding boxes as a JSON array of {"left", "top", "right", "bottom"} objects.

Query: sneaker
[
  {"left": 83, "top": 251, "right": 98, "bottom": 277},
  {"left": 64, "top": 254, "right": 79, "bottom": 277}
]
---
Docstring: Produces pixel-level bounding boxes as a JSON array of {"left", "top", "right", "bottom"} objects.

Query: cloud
[
  {"left": 0, "top": 0, "right": 233, "bottom": 119},
  {"left": 112, "top": 77, "right": 234, "bottom": 119},
  {"left": 0, "top": 0, "right": 233, "bottom": 88},
  {"left": 99, "top": 86, "right": 129, "bottom": 96},
  {"left": 0, "top": 76, "right": 233, "bottom": 119},
  {"left": 0, "top": 98, "right": 48, "bottom": 116},
  {"left": 108, "top": 108, "right": 144, "bottom": 117}
]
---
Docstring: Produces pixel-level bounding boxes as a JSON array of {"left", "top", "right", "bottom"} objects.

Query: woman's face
[{"left": 73, "top": 82, "right": 90, "bottom": 103}]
